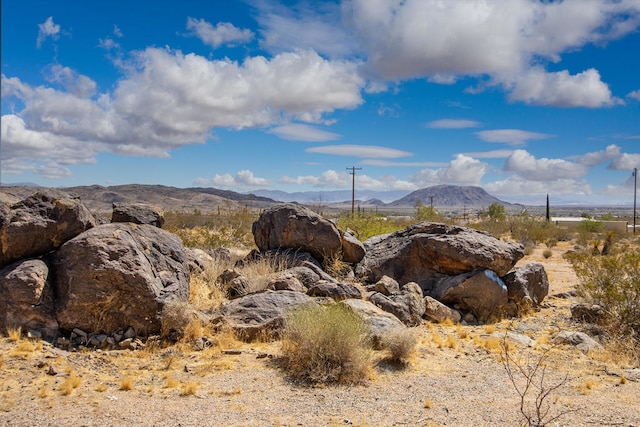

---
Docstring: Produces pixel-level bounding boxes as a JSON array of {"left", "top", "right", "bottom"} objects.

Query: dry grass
[
  {"left": 163, "top": 375, "right": 179, "bottom": 389},
  {"left": 7, "top": 327, "right": 22, "bottom": 342},
  {"left": 60, "top": 373, "right": 81, "bottom": 396},
  {"left": 281, "top": 303, "right": 372, "bottom": 384},
  {"left": 180, "top": 381, "right": 198, "bottom": 396},
  {"left": 119, "top": 377, "right": 134, "bottom": 391},
  {"left": 379, "top": 327, "right": 417, "bottom": 364}
]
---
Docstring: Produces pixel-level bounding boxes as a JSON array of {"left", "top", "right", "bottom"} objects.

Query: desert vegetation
[{"left": 2, "top": 196, "right": 640, "bottom": 426}]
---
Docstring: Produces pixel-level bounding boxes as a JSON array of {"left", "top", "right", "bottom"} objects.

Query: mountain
[
  {"left": 388, "top": 185, "right": 516, "bottom": 209},
  {"left": 0, "top": 184, "right": 277, "bottom": 213},
  {"left": 251, "top": 189, "right": 411, "bottom": 204}
]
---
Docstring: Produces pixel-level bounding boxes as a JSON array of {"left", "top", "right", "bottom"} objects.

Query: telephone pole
[
  {"left": 347, "top": 166, "right": 362, "bottom": 217},
  {"left": 634, "top": 168, "right": 637, "bottom": 234}
]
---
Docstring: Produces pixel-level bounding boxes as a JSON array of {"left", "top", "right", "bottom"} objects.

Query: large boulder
[
  {"left": 423, "top": 296, "right": 462, "bottom": 324},
  {"left": 341, "top": 229, "right": 366, "bottom": 264},
  {"left": 339, "top": 299, "right": 406, "bottom": 347},
  {"left": 0, "top": 190, "right": 97, "bottom": 268},
  {"left": 502, "top": 263, "right": 549, "bottom": 308},
  {"left": 53, "top": 223, "right": 192, "bottom": 335},
  {"left": 111, "top": 202, "right": 164, "bottom": 228},
  {"left": 368, "top": 282, "right": 425, "bottom": 326},
  {"left": 357, "top": 222, "right": 524, "bottom": 290},
  {"left": 221, "top": 290, "right": 316, "bottom": 340},
  {"left": 0, "top": 259, "right": 58, "bottom": 339},
  {"left": 431, "top": 269, "right": 508, "bottom": 323},
  {"left": 252, "top": 204, "right": 342, "bottom": 263},
  {"left": 307, "top": 281, "right": 363, "bottom": 300}
]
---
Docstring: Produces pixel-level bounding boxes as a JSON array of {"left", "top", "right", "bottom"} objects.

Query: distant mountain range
[{"left": 1, "top": 184, "right": 517, "bottom": 213}]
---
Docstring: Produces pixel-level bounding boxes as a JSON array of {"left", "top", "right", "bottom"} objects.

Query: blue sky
[{"left": 1, "top": 0, "right": 639, "bottom": 205}]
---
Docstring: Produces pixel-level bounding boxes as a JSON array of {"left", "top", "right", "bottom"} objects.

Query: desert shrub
[
  {"left": 568, "top": 250, "right": 640, "bottom": 348},
  {"left": 509, "top": 216, "right": 565, "bottom": 245},
  {"left": 280, "top": 303, "right": 372, "bottom": 384},
  {"left": 488, "top": 203, "right": 506, "bottom": 221},
  {"left": 414, "top": 201, "right": 446, "bottom": 222},
  {"left": 470, "top": 217, "right": 511, "bottom": 238},
  {"left": 160, "top": 299, "right": 203, "bottom": 340},
  {"left": 164, "top": 208, "right": 258, "bottom": 250},
  {"left": 542, "top": 249, "right": 553, "bottom": 259},
  {"left": 336, "top": 213, "right": 411, "bottom": 241},
  {"left": 378, "top": 327, "right": 417, "bottom": 364}
]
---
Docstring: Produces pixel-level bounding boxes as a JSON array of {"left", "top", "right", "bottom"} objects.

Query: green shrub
[
  {"left": 568, "top": 250, "right": 640, "bottom": 344},
  {"left": 281, "top": 304, "right": 372, "bottom": 384},
  {"left": 542, "top": 249, "right": 553, "bottom": 259},
  {"left": 335, "top": 213, "right": 410, "bottom": 241}
]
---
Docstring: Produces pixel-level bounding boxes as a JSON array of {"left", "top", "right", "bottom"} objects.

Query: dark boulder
[{"left": 111, "top": 202, "right": 164, "bottom": 228}]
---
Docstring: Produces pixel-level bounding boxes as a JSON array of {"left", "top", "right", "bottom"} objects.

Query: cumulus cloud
[
  {"left": 609, "top": 153, "right": 640, "bottom": 170},
  {"left": 503, "top": 150, "right": 587, "bottom": 181},
  {"left": 628, "top": 90, "right": 640, "bottom": 101},
  {"left": 268, "top": 124, "right": 340, "bottom": 141},
  {"left": 476, "top": 129, "right": 553, "bottom": 146},
  {"left": 462, "top": 149, "right": 515, "bottom": 159},
  {"left": 410, "top": 154, "right": 488, "bottom": 187},
  {"left": 506, "top": 68, "right": 621, "bottom": 107},
  {"left": 194, "top": 170, "right": 272, "bottom": 188},
  {"left": 306, "top": 144, "right": 412, "bottom": 158},
  {"left": 187, "top": 18, "right": 254, "bottom": 48},
  {"left": 573, "top": 144, "right": 621, "bottom": 166},
  {"left": 339, "top": 0, "right": 640, "bottom": 106},
  {"left": 2, "top": 47, "right": 364, "bottom": 178},
  {"left": 36, "top": 16, "right": 60, "bottom": 48},
  {"left": 279, "top": 169, "right": 417, "bottom": 191},
  {"left": 45, "top": 64, "right": 97, "bottom": 98},
  {"left": 426, "top": 119, "right": 481, "bottom": 129},
  {"left": 256, "top": 1, "right": 357, "bottom": 58},
  {"left": 485, "top": 176, "right": 592, "bottom": 196}
]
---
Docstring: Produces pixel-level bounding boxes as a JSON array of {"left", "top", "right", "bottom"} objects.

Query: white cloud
[
  {"left": 426, "top": 119, "right": 481, "bottom": 129},
  {"left": 268, "top": 124, "right": 340, "bottom": 141},
  {"left": 279, "top": 169, "right": 417, "bottom": 191},
  {"left": 486, "top": 176, "right": 592, "bottom": 196},
  {"left": 194, "top": 170, "right": 272, "bottom": 188},
  {"left": 360, "top": 160, "right": 447, "bottom": 167},
  {"left": 476, "top": 129, "right": 553, "bottom": 146},
  {"left": 462, "top": 149, "right": 515, "bottom": 159},
  {"left": 256, "top": 2, "right": 357, "bottom": 58},
  {"left": 113, "top": 25, "right": 123, "bottom": 38},
  {"left": 45, "top": 64, "right": 97, "bottom": 98},
  {"left": 506, "top": 68, "right": 621, "bottom": 108},
  {"left": 186, "top": 18, "right": 254, "bottom": 48},
  {"left": 628, "top": 90, "right": 640, "bottom": 101},
  {"left": 503, "top": 149, "right": 587, "bottom": 181},
  {"left": 2, "top": 47, "right": 364, "bottom": 178},
  {"left": 410, "top": 154, "right": 488, "bottom": 187},
  {"left": 339, "top": 0, "right": 640, "bottom": 106},
  {"left": 609, "top": 153, "right": 640, "bottom": 170},
  {"left": 306, "top": 144, "right": 412, "bottom": 158},
  {"left": 36, "top": 17, "right": 60, "bottom": 48},
  {"left": 574, "top": 144, "right": 621, "bottom": 166}
]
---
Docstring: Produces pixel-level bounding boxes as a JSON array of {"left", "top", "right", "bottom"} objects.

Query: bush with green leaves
[
  {"left": 335, "top": 213, "right": 410, "bottom": 241},
  {"left": 280, "top": 303, "right": 372, "bottom": 384},
  {"left": 568, "top": 250, "right": 640, "bottom": 344}
]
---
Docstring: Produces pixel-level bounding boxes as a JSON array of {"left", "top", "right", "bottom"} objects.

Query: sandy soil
[{"left": 1, "top": 242, "right": 639, "bottom": 427}]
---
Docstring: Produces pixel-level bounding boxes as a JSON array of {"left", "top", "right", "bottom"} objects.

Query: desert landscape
[{"left": 1, "top": 186, "right": 639, "bottom": 427}]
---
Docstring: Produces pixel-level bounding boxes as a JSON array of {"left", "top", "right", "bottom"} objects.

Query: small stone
[
  {"left": 46, "top": 365, "right": 58, "bottom": 376},
  {"left": 72, "top": 328, "right": 87, "bottom": 338},
  {"left": 123, "top": 326, "right": 137, "bottom": 340},
  {"left": 222, "top": 349, "right": 242, "bottom": 355}
]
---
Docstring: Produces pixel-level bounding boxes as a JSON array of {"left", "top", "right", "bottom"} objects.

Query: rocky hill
[
  {"left": 0, "top": 184, "right": 277, "bottom": 214},
  {"left": 387, "top": 185, "right": 516, "bottom": 209}
]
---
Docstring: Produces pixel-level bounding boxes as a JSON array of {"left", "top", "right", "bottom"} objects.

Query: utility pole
[
  {"left": 347, "top": 166, "right": 362, "bottom": 217},
  {"left": 634, "top": 168, "right": 637, "bottom": 234},
  {"left": 546, "top": 194, "right": 550, "bottom": 223}
]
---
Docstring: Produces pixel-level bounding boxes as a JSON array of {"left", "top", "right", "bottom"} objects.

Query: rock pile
[
  {"left": 1, "top": 190, "right": 192, "bottom": 345},
  {"left": 1, "top": 196, "right": 550, "bottom": 349}
]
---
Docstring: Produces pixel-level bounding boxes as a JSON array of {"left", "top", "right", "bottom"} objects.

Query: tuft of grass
[
  {"left": 95, "top": 384, "right": 108, "bottom": 392},
  {"left": 180, "top": 381, "right": 199, "bottom": 396},
  {"left": 119, "top": 377, "right": 134, "bottom": 391},
  {"left": 379, "top": 328, "right": 417, "bottom": 364},
  {"left": 60, "top": 373, "right": 81, "bottom": 396},
  {"left": 7, "top": 327, "right": 22, "bottom": 342},
  {"left": 280, "top": 303, "right": 372, "bottom": 384},
  {"left": 431, "top": 333, "right": 444, "bottom": 348},
  {"left": 163, "top": 375, "right": 179, "bottom": 389},
  {"left": 445, "top": 334, "right": 458, "bottom": 350},
  {"left": 37, "top": 386, "right": 51, "bottom": 399},
  {"left": 424, "top": 399, "right": 433, "bottom": 409},
  {"left": 579, "top": 379, "right": 597, "bottom": 395},
  {"left": 456, "top": 324, "right": 469, "bottom": 339}
]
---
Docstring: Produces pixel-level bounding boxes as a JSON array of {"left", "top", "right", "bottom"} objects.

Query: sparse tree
[{"left": 488, "top": 203, "right": 506, "bottom": 221}]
